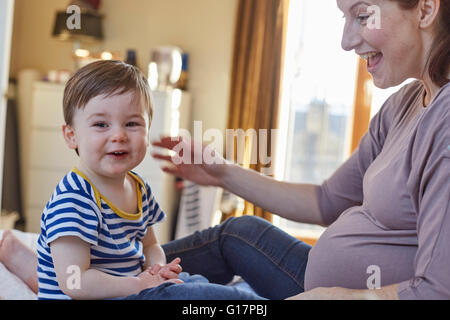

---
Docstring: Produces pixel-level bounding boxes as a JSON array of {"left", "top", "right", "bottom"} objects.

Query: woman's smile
[{"left": 365, "top": 51, "right": 383, "bottom": 73}]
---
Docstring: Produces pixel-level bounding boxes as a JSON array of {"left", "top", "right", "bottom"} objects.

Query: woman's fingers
[
  {"left": 151, "top": 151, "right": 186, "bottom": 167},
  {"left": 151, "top": 136, "right": 183, "bottom": 150},
  {"left": 161, "top": 166, "right": 181, "bottom": 177},
  {"left": 151, "top": 153, "right": 174, "bottom": 163}
]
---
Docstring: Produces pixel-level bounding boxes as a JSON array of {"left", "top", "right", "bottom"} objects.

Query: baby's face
[{"left": 65, "top": 90, "right": 150, "bottom": 179}]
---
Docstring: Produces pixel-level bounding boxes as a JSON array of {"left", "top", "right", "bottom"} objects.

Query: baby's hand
[
  {"left": 148, "top": 257, "right": 183, "bottom": 280},
  {"left": 137, "top": 267, "right": 183, "bottom": 291}
]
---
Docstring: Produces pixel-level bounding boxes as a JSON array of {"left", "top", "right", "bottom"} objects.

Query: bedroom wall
[{"left": 9, "top": 0, "right": 238, "bottom": 132}]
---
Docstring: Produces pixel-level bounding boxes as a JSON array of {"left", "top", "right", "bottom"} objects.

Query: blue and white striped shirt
[{"left": 36, "top": 168, "right": 165, "bottom": 300}]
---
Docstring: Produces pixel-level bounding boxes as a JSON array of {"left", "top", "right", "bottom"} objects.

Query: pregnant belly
[{"left": 304, "top": 208, "right": 417, "bottom": 291}]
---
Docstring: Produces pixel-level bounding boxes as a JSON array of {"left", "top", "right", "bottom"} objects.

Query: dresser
[{"left": 18, "top": 80, "right": 191, "bottom": 244}]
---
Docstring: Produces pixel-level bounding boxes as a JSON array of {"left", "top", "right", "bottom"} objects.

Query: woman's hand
[
  {"left": 287, "top": 284, "right": 399, "bottom": 300},
  {"left": 287, "top": 287, "right": 365, "bottom": 300},
  {"left": 151, "top": 136, "right": 228, "bottom": 187}
]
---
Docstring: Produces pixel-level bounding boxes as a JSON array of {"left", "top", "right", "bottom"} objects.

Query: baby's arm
[
  {"left": 142, "top": 227, "right": 182, "bottom": 279},
  {"left": 50, "top": 236, "right": 165, "bottom": 299},
  {"left": 142, "top": 226, "right": 167, "bottom": 268}
]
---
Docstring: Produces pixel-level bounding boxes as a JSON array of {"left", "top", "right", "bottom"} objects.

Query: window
[
  {"left": 274, "top": 0, "right": 358, "bottom": 238},
  {"left": 275, "top": 1, "right": 415, "bottom": 240}
]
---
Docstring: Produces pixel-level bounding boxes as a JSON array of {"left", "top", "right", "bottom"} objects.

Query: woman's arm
[
  {"left": 221, "top": 163, "right": 325, "bottom": 225},
  {"left": 152, "top": 136, "right": 325, "bottom": 226},
  {"left": 50, "top": 236, "right": 166, "bottom": 299}
]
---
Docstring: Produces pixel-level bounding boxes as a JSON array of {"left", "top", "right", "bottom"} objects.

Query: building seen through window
[{"left": 275, "top": 0, "right": 357, "bottom": 235}]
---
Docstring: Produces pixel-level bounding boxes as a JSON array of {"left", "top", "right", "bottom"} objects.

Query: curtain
[
  {"left": 223, "top": 0, "right": 290, "bottom": 222},
  {"left": 350, "top": 58, "right": 373, "bottom": 153}
]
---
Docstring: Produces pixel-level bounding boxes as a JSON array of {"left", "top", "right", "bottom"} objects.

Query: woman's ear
[
  {"left": 62, "top": 124, "right": 78, "bottom": 150},
  {"left": 418, "top": 0, "right": 440, "bottom": 29}
]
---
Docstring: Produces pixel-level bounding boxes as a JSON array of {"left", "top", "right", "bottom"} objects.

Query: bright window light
[{"left": 275, "top": 0, "right": 358, "bottom": 236}]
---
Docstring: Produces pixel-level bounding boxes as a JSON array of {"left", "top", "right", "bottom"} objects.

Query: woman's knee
[{"left": 221, "top": 215, "right": 273, "bottom": 239}]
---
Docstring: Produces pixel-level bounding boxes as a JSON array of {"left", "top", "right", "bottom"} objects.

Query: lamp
[
  {"left": 52, "top": 10, "right": 103, "bottom": 43},
  {"left": 52, "top": 8, "right": 104, "bottom": 69}
]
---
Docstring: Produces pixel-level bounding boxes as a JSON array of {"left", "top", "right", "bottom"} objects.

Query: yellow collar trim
[{"left": 72, "top": 167, "right": 145, "bottom": 220}]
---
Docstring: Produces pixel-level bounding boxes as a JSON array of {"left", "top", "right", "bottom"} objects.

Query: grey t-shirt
[{"left": 305, "top": 80, "right": 450, "bottom": 299}]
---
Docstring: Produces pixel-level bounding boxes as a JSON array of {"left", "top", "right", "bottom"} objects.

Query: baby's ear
[{"left": 62, "top": 124, "right": 78, "bottom": 150}]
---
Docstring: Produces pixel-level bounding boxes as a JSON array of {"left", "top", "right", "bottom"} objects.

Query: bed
[
  {"left": 0, "top": 229, "right": 254, "bottom": 300},
  {"left": 0, "top": 229, "right": 38, "bottom": 300}
]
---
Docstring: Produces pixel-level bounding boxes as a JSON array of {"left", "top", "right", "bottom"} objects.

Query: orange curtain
[
  {"left": 223, "top": 0, "right": 290, "bottom": 222},
  {"left": 350, "top": 58, "right": 373, "bottom": 153}
]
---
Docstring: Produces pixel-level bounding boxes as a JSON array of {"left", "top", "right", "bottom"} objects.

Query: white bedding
[
  {"left": 0, "top": 229, "right": 254, "bottom": 300},
  {"left": 0, "top": 229, "right": 39, "bottom": 300}
]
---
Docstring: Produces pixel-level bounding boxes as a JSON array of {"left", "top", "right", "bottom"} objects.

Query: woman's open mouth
[{"left": 361, "top": 51, "right": 383, "bottom": 72}]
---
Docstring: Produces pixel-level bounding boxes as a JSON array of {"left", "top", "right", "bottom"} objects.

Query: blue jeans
[{"left": 119, "top": 216, "right": 311, "bottom": 300}]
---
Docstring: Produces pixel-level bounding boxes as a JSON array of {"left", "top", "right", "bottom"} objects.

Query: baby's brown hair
[{"left": 63, "top": 60, "right": 153, "bottom": 127}]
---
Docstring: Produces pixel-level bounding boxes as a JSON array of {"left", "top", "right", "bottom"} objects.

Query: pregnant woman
[
  {"left": 153, "top": 0, "right": 450, "bottom": 300},
  {"left": 1, "top": 0, "right": 448, "bottom": 300}
]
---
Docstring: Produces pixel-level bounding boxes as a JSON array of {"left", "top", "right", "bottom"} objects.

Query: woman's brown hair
[{"left": 392, "top": 0, "right": 449, "bottom": 87}]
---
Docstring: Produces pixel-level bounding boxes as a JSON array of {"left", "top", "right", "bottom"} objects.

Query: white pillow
[{"left": 0, "top": 230, "right": 38, "bottom": 300}]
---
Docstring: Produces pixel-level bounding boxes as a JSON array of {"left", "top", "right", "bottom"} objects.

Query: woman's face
[{"left": 337, "top": 0, "right": 423, "bottom": 88}]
